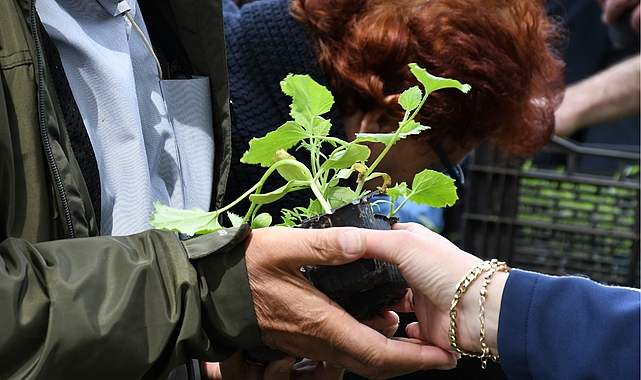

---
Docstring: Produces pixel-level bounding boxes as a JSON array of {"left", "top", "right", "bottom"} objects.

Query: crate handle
[{"left": 552, "top": 136, "right": 640, "bottom": 161}]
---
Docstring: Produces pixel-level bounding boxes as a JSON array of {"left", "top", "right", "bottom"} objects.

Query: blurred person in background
[{"left": 547, "top": 0, "right": 639, "bottom": 170}]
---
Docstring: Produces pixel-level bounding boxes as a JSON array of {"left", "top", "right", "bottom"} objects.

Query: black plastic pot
[
  {"left": 245, "top": 193, "right": 408, "bottom": 364},
  {"left": 298, "top": 194, "right": 407, "bottom": 320}
]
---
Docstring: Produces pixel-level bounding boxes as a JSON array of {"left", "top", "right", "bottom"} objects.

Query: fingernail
[
  {"left": 435, "top": 352, "right": 458, "bottom": 370},
  {"left": 340, "top": 229, "right": 363, "bottom": 256},
  {"left": 380, "top": 324, "right": 400, "bottom": 338}
]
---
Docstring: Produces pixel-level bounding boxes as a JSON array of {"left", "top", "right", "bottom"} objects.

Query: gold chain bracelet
[
  {"left": 449, "top": 259, "right": 510, "bottom": 368},
  {"left": 479, "top": 262, "right": 511, "bottom": 368}
]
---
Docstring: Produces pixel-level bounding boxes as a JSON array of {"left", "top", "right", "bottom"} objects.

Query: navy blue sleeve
[{"left": 497, "top": 269, "right": 640, "bottom": 380}]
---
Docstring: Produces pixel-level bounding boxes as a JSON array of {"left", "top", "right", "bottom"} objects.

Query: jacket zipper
[{"left": 30, "top": 0, "right": 76, "bottom": 239}]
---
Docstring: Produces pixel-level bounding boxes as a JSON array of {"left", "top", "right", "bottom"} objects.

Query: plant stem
[
  {"left": 354, "top": 121, "right": 405, "bottom": 195},
  {"left": 354, "top": 91, "right": 430, "bottom": 197},
  {"left": 310, "top": 181, "right": 333, "bottom": 214},
  {"left": 389, "top": 195, "right": 412, "bottom": 217},
  {"left": 232, "top": 158, "right": 332, "bottom": 220},
  {"left": 207, "top": 160, "right": 302, "bottom": 221}
]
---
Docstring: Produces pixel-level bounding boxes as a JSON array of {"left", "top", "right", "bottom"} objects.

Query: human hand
[
  {"left": 200, "top": 311, "right": 401, "bottom": 379},
  {"left": 357, "top": 223, "right": 509, "bottom": 357},
  {"left": 201, "top": 352, "right": 345, "bottom": 380},
  {"left": 598, "top": 0, "right": 640, "bottom": 33},
  {"left": 244, "top": 226, "right": 458, "bottom": 379}
]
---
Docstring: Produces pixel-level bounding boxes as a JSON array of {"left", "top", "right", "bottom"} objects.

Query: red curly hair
[{"left": 290, "top": 0, "right": 565, "bottom": 156}]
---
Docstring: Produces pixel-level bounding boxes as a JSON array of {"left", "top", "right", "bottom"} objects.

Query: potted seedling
[{"left": 151, "top": 63, "right": 470, "bottom": 362}]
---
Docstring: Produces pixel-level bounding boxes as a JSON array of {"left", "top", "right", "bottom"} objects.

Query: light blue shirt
[{"left": 37, "top": 0, "right": 214, "bottom": 236}]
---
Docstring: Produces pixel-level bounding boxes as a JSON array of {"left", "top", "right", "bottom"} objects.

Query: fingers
[
  {"left": 246, "top": 227, "right": 366, "bottom": 269},
  {"left": 359, "top": 223, "right": 481, "bottom": 286},
  {"left": 405, "top": 323, "right": 462, "bottom": 364},
  {"left": 257, "top": 289, "right": 458, "bottom": 377},
  {"left": 201, "top": 361, "right": 223, "bottom": 380},
  {"left": 602, "top": 0, "right": 639, "bottom": 24},
  {"left": 360, "top": 310, "right": 400, "bottom": 338},
  {"left": 387, "top": 288, "right": 415, "bottom": 313},
  {"left": 245, "top": 223, "right": 460, "bottom": 378},
  {"left": 390, "top": 221, "right": 432, "bottom": 234},
  {"left": 310, "top": 362, "right": 345, "bottom": 380},
  {"left": 203, "top": 355, "right": 344, "bottom": 380},
  {"left": 356, "top": 225, "right": 425, "bottom": 267},
  {"left": 215, "top": 351, "right": 264, "bottom": 380},
  {"left": 258, "top": 356, "right": 346, "bottom": 380},
  {"left": 293, "top": 360, "right": 345, "bottom": 380},
  {"left": 405, "top": 322, "right": 424, "bottom": 342},
  {"left": 263, "top": 356, "right": 296, "bottom": 380},
  {"left": 632, "top": 5, "right": 640, "bottom": 32},
  {"left": 360, "top": 310, "right": 399, "bottom": 330},
  {"left": 314, "top": 311, "right": 458, "bottom": 377}
]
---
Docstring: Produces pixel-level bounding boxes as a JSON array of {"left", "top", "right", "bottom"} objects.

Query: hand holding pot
[
  {"left": 359, "top": 222, "right": 640, "bottom": 379},
  {"left": 358, "top": 223, "right": 508, "bottom": 357},
  {"left": 201, "top": 310, "right": 400, "bottom": 379},
  {"left": 244, "top": 226, "right": 458, "bottom": 378}
]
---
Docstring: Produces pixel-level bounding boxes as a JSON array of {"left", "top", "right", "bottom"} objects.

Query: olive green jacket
[{"left": 0, "top": 0, "right": 262, "bottom": 378}]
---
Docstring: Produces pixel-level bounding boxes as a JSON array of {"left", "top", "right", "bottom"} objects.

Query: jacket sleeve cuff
[
  {"left": 183, "top": 224, "right": 263, "bottom": 359},
  {"left": 496, "top": 269, "right": 538, "bottom": 378}
]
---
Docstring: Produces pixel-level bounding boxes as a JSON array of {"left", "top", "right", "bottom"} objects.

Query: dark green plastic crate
[{"left": 461, "top": 136, "right": 640, "bottom": 287}]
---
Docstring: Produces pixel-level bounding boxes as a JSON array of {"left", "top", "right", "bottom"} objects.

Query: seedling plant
[{"left": 150, "top": 63, "right": 470, "bottom": 234}]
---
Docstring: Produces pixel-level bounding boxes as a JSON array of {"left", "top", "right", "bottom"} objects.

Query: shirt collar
[{"left": 96, "top": 0, "right": 131, "bottom": 16}]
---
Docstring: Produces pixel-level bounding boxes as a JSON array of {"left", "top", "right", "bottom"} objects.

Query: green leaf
[
  {"left": 336, "top": 167, "right": 355, "bottom": 180},
  {"left": 227, "top": 212, "right": 244, "bottom": 227},
  {"left": 386, "top": 182, "right": 410, "bottom": 200},
  {"left": 279, "top": 208, "right": 300, "bottom": 226},
  {"left": 326, "top": 186, "right": 358, "bottom": 208},
  {"left": 398, "top": 86, "right": 422, "bottom": 111},
  {"left": 279, "top": 205, "right": 317, "bottom": 226},
  {"left": 320, "top": 144, "right": 370, "bottom": 172},
  {"left": 277, "top": 215, "right": 298, "bottom": 227},
  {"left": 406, "top": 169, "right": 458, "bottom": 207},
  {"left": 353, "top": 133, "right": 396, "bottom": 146},
  {"left": 272, "top": 150, "right": 313, "bottom": 182},
  {"left": 249, "top": 180, "right": 306, "bottom": 204},
  {"left": 397, "top": 120, "right": 430, "bottom": 135},
  {"left": 353, "top": 122, "right": 429, "bottom": 145},
  {"left": 306, "top": 199, "right": 325, "bottom": 217},
  {"left": 251, "top": 213, "right": 272, "bottom": 229},
  {"left": 311, "top": 117, "right": 332, "bottom": 138},
  {"left": 150, "top": 202, "right": 223, "bottom": 235},
  {"left": 409, "top": 63, "right": 471, "bottom": 96},
  {"left": 241, "top": 121, "right": 308, "bottom": 167},
  {"left": 280, "top": 74, "right": 334, "bottom": 130}
]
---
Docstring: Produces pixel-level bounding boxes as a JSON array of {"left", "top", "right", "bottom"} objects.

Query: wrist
[
  {"left": 449, "top": 260, "right": 510, "bottom": 368},
  {"left": 482, "top": 271, "right": 508, "bottom": 355},
  {"left": 455, "top": 275, "right": 483, "bottom": 352}
]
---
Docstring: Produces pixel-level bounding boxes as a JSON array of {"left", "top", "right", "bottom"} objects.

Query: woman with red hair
[{"left": 223, "top": 0, "right": 564, "bottom": 219}]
